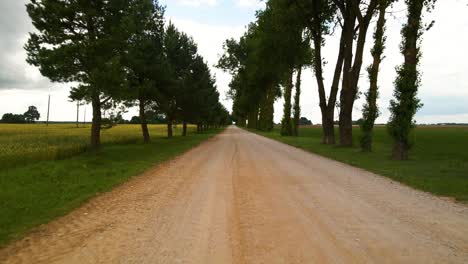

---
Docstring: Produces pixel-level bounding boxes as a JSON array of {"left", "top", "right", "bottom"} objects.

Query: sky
[{"left": 0, "top": 0, "right": 467, "bottom": 124}]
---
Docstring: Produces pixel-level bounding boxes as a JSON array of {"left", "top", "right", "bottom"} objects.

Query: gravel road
[{"left": 1, "top": 126, "right": 467, "bottom": 263}]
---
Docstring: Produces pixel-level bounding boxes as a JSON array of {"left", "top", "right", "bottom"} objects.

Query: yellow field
[{"left": 0, "top": 124, "right": 195, "bottom": 168}]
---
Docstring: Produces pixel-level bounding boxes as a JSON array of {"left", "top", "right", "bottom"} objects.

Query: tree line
[
  {"left": 25, "top": 0, "right": 230, "bottom": 148},
  {"left": 218, "top": 0, "right": 436, "bottom": 160},
  {"left": 1, "top": 106, "right": 40, "bottom": 123}
]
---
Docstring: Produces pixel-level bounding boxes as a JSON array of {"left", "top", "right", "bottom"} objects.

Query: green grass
[
  {"left": 0, "top": 124, "right": 221, "bottom": 245},
  {"left": 251, "top": 125, "right": 468, "bottom": 201},
  {"left": 0, "top": 124, "right": 196, "bottom": 168}
]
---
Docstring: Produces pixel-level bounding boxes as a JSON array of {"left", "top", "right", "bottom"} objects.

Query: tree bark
[
  {"left": 338, "top": 3, "right": 357, "bottom": 147},
  {"left": 258, "top": 83, "right": 275, "bottom": 131},
  {"left": 182, "top": 121, "right": 187, "bottom": 136},
  {"left": 167, "top": 118, "right": 173, "bottom": 138},
  {"left": 281, "top": 69, "right": 294, "bottom": 136},
  {"left": 90, "top": 94, "right": 101, "bottom": 148},
  {"left": 238, "top": 116, "right": 246, "bottom": 127},
  {"left": 139, "top": 98, "right": 150, "bottom": 144},
  {"left": 247, "top": 107, "right": 258, "bottom": 129},
  {"left": 292, "top": 67, "right": 302, "bottom": 137}
]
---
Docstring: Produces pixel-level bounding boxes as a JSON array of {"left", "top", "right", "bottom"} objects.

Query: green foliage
[
  {"left": 387, "top": 0, "right": 436, "bottom": 159},
  {"left": 253, "top": 125, "right": 468, "bottom": 201},
  {"left": 360, "top": 0, "right": 388, "bottom": 152},
  {"left": 23, "top": 106, "right": 41, "bottom": 123},
  {"left": 1, "top": 113, "right": 26, "bottom": 124},
  {"left": 218, "top": 0, "right": 313, "bottom": 132},
  {"left": 1, "top": 106, "right": 41, "bottom": 124},
  {"left": 25, "top": 0, "right": 141, "bottom": 147}
]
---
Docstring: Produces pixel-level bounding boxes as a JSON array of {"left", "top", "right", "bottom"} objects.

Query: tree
[
  {"left": 335, "top": 0, "right": 380, "bottom": 146},
  {"left": 219, "top": 1, "right": 311, "bottom": 133},
  {"left": 26, "top": 0, "right": 135, "bottom": 148},
  {"left": 293, "top": 0, "right": 340, "bottom": 144},
  {"left": 122, "top": 0, "right": 166, "bottom": 143},
  {"left": 178, "top": 55, "right": 217, "bottom": 136},
  {"left": 1, "top": 113, "right": 26, "bottom": 124},
  {"left": 388, "top": 0, "right": 436, "bottom": 160},
  {"left": 23, "top": 106, "right": 40, "bottom": 123},
  {"left": 156, "top": 23, "right": 197, "bottom": 138},
  {"left": 300, "top": 117, "right": 313, "bottom": 125},
  {"left": 360, "top": 0, "right": 390, "bottom": 152},
  {"left": 292, "top": 67, "right": 302, "bottom": 136}
]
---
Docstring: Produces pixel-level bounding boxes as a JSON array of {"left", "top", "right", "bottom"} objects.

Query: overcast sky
[{"left": 0, "top": 0, "right": 467, "bottom": 124}]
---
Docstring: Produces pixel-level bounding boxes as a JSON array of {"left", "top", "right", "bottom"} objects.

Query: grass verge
[
  {"left": 250, "top": 126, "right": 468, "bottom": 202},
  {"left": 0, "top": 129, "right": 222, "bottom": 246}
]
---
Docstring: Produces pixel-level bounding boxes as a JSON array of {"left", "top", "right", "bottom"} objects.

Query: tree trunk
[
  {"left": 167, "top": 118, "right": 173, "bottom": 138},
  {"left": 139, "top": 98, "right": 150, "bottom": 144},
  {"left": 392, "top": 141, "right": 409, "bottom": 160},
  {"left": 292, "top": 67, "right": 302, "bottom": 137},
  {"left": 247, "top": 107, "right": 258, "bottom": 129},
  {"left": 182, "top": 121, "right": 187, "bottom": 136},
  {"left": 339, "top": 0, "right": 378, "bottom": 147},
  {"left": 310, "top": 5, "right": 346, "bottom": 144},
  {"left": 90, "top": 95, "right": 101, "bottom": 148},
  {"left": 238, "top": 116, "right": 246, "bottom": 127},
  {"left": 360, "top": 0, "right": 387, "bottom": 152},
  {"left": 281, "top": 69, "right": 294, "bottom": 136},
  {"left": 321, "top": 109, "right": 335, "bottom": 144},
  {"left": 338, "top": 5, "right": 357, "bottom": 147},
  {"left": 258, "top": 83, "right": 275, "bottom": 131}
]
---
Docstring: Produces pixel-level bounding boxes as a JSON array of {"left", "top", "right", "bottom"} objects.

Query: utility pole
[
  {"left": 46, "top": 88, "right": 51, "bottom": 126},
  {"left": 83, "top": 107, "right": 86, "bottom": 127},
  {"left": 76, "top": 101, "right": 80, "bottom": 128}
]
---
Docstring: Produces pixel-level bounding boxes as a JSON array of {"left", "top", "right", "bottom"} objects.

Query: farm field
[
  {"left": 0, "top": 124, "right": 220, "bottom": 245},
  {"left": 252, "top": 125, "right": 468, "bottom": 201},
  {"left": 0, "top": 124, "right": 196, "bottom": 168}
]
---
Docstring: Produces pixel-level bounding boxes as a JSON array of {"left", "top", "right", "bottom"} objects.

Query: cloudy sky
[{"left": 0, "top": 0, "right": 467, "bottom": 124}]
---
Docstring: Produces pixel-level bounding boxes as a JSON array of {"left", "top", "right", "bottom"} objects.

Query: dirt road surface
[{"left": 1, "top": 126, "right": 468, "bottom": 263}]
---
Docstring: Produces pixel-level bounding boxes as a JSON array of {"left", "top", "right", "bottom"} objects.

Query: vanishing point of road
[{"left": 1, "top": 126, "right": 468, "bottom": 263}]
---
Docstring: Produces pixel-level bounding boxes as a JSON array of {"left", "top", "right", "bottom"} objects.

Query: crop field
[
  {"left": 0, "top": 123, "right": 214, "bottom": 245},
  {"left": 0, "top": 124, "right": 196, "bottom": 168},
  {"left": 253, "top": 125, "right": 468, "bottom": 201}
]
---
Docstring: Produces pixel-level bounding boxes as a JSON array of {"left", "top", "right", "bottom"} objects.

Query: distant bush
[
  {"left": 300, "top": 117, "right": 313, "bottom": 125},
  {"left": 1, "top": 113, "right": 26, "bottom": 123}
]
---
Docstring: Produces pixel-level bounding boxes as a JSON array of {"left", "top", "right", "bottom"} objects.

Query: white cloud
[
  {"left": 168, "top": 17, "right": 246, "bottom": 111},
  {"left": 176, "top": 0, "right": 217, "bottom": 7},
  {"left": 236, "top": 0, "right": 264, "bottom": 8}
]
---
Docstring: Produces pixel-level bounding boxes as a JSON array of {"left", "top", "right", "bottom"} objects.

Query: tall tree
[
  {"left": 26, "top": 0, "right": 133, "bottom": 148},
  {"left": 360, "top": 0, "right": 390, "bottom": 151},
  {"left": 292, "top": 67, "right": 302, "bottom": 136},
  {"left": 337, "top": 0, "right": 379, "bottom": 146},
  {"left": 281, "top": 69, "right": 294, "bottom": 136},
  {"left": 158, "top": 23, "right": 197, "bottom": 138},
  {"left": 388, "top": 0, "right": 436, "bottom": 160},
  {"left": 123, "top": 0, "right": 165, "bottom": 143},
  {"left": 294, "top": 0, "right": 341, "bottom": 144}
]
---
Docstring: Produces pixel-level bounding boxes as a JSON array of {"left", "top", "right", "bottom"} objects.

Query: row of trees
[
  {"left": 1, "top": 106, "right": 40, "bottom": 123},
  {"left": 219, "top": 0, "right": 436, "bottom": 160},
  {"left": 25, "top": 0, "right": 229, "bottom": 148}
]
